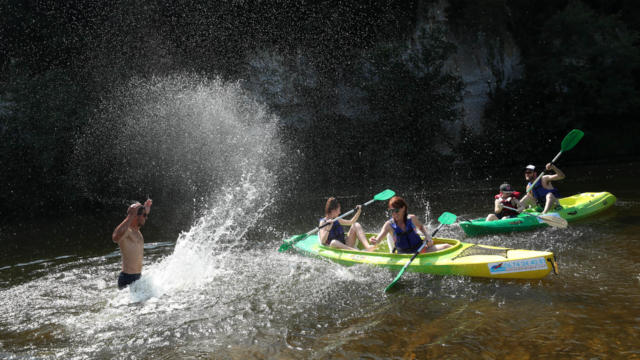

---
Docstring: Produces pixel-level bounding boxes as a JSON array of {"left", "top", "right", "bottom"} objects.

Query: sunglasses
[
  {"left": 525, "top": 171, "right": 534, "bottom": 174},
  {"left": 137, "top": 207, "right": 147, "bottom": 217},
  {"left": 387, "top": 208, "right": 402, "bottom": 216}
]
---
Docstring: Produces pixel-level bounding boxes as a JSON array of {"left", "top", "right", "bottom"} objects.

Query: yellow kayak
[{"left": 288, "top": 234, "right": 558, "bottom": 280}]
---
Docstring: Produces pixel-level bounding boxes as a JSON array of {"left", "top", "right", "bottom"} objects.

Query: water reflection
[{"left": 0, "top": 163, "right": 638, "bottom": 358}]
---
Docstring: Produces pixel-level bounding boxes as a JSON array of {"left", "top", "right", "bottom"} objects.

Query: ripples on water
[
  {"left": 5, "top": 220, "right": 640, "bottom": 359},
  {"left": 1, "top": 72, "right": 639, "bottom": 358},
  {"left": 3, "top": 206, "right": 638, "bottom": 359}
]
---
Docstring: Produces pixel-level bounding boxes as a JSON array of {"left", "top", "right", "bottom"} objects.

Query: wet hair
[
  {"left": 324, "top": 197, "right": 340, "bottom": 216},
  {"left": 388, "top": 196, "right": 408, "bottom": 222}
]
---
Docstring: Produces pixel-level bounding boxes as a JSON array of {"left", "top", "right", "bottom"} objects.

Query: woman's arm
[
  {"left": 339, "top": 205, "right": 361, "bottom": 226},
  {"left": 369, "top": 220, "right": 390, "bottom": 245},
  {"left": 318, "top": 219, "right": 333, "bottom": 245},
  {"left": 410, "top": 214, "right": 433, "bottom": 246}
]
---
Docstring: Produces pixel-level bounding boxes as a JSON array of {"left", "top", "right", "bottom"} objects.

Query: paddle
[
  {"left": 384, "top": 212, "right": 457, "bottom": 293},
  {"left": 527, "top": 129, "right": 584, "bottom": 193},
  {"left": 278, "top": 189, "right": 396, "bottom": 253},
  {"left": 502, "top": 205, "right": 568, "bottom": 228}
]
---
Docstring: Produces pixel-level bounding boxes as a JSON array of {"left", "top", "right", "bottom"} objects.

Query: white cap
[{"left": 525, "top": 164, "right": 536, "bottom": 171}]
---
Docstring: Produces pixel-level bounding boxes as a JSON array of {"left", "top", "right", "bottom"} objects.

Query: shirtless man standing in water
[{"left": 112, "top": 199, "right": 152, "bottom": 289}]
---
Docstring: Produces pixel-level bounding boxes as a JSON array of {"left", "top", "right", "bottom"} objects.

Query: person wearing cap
[
  {"left": 520, "top": 163, "right": 565, "bottom": 214},
  {"left": 486, "top": 183, "right": 522, "bottom": 221},
  {"left": 112, "top": 199, "right": 152, "bottom": 289}
]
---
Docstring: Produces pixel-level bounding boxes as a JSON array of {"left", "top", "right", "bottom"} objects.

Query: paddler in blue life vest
[
  {"left": 369, "top": 196, "right": 452, "bottom": 254},
  {"left": 318, "top": 197, "right": 377, "bottom": 251},
  {"left": 486, "top": 183, "right": 523, "bottom": 221},
  {"left": 519, "top": 163, "right": 565, "bottom": 214}
]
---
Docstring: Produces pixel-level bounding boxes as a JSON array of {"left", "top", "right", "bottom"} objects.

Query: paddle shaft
[
  {"left": 282, "top": 198, "right": 379, "bottom": 251},
  {"left": 384, "top": 212, "right": 457, "bottom": 292},
  {"left": 502, "top": 205, "right": 567, "bottom": 228},
  {"left": 501, "top": 204, "right": 522, "bottom": 213},
  {"left": 412, "top": 224, "right": 444, "bottom": 257},
  {"left": 307, "top": 201, "right": 372, "bottom": 236},
  {"left": 393, "top": 223, "right": 445, "bottom": 277}
]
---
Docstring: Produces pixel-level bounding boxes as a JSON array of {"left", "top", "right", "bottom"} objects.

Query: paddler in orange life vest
[
  {"left": 486, "top": 183, "right": 523, "bottom": 221},
  {"left": 519, "top": 163, "right": 565, "bottom": 214}
]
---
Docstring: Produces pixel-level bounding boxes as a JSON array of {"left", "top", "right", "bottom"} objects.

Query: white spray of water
[
  {"left": 74, "top": 74, "right": 283, "bottom": 301},
  {"left": 135, "top": 171, "right": 275, "bottom": 300}
]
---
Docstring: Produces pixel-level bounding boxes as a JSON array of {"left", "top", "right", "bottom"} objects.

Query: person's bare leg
[
  {"left": 542, "top": 193, "right": 558, "bottom": 214},
  {"left": 486, "top": 214, "right": 499, "bottom": 221},
  {"left": 329, "top": 239, "right": 357, "bottom": 251},
  {"left": 346, "top": 223, "right": 374, "bottom": 251},
  {"left": 386, "top": 233, "right": 395, "bottom": 254},
  {"left": 424, "top": 241, "right": 452, "bottom": 252},
  {"left": 519, "top": 193, "right": 536, "bottom": 210}
]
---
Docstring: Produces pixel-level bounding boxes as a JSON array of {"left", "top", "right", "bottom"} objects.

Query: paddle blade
[
  {"left": 437, "top": 212, "right": 457, "bottom": 225},
  {"left": 538, "top": 213, "right": 568, "bottom": 228},
  {"left": 385, "top": 268, "right": 407, "bottom": 292},
  {"left": 560, "top": 129, "right": 584, "bottom": 152},
  {"left": 277, "top": 234, "right": 307, "bottom": 252},
  {"left": 374, "top": 189, "right": 396, "bottom": 202}
]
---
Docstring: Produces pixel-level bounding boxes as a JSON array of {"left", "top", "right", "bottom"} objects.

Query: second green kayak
[{"left": 460, "top": 192, "right": 616, "bottom": 236}]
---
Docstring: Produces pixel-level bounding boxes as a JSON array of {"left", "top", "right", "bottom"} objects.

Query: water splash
[
  {"left": 73, "top": 73, "right": 284, "bottom": 300},
  {"left": 137, "top": 170, "right": 277, "bottom": 300},
  {"left": 73, "top": 73, "right": 281, "bottom": 206}
]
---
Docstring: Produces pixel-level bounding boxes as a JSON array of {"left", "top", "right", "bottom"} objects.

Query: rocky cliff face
[
  {"left": 421, "top": 0, "right": 523, "bottom": 140},
  {"left": 240, "top": 0, "right": 522, "bottom": 148}
]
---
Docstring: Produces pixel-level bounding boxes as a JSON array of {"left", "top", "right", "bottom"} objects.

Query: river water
[
  {"left": 1, "top": 163, "right": 638, "bottom": 359},
  {"left": 1, "top": 75, "right": 638, "bottom": 359}
]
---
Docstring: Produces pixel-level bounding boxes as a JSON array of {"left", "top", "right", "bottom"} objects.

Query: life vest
[
  {"left": 390, "top": 217, "right": 423, "bottom": 253},
  {"left": 320, "top": 217, "right": 345, "bottom": 245},
  {"left": 528, "top": 181, "right": 560, "bottom": 203},
  {"left": 494, "top": 191, "right": 521, "bottom": 217}
]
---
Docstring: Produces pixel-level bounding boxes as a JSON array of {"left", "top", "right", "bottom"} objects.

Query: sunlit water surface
[{"left": 1, "top": 75, "right": 638, "bottom": 358}]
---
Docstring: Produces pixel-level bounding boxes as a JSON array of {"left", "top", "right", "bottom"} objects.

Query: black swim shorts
[{"left": 117, "top": 272, "right": 141, "bottom": 289}]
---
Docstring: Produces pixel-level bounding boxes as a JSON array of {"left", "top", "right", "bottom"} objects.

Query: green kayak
[{"left": 460, "top": 192, "right": 616, "bottom": 236}]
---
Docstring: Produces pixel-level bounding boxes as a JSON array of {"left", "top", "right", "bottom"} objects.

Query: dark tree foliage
[
  {"left": 448, "top": 0, "right": 640, "bottom": 164},
  {"left": 286, "top": 26, "right": 463, "bottom": 190},
  {"left": 0, "top": 1, "right": 421, "bottom": 218},
  {"left": 1, "top": 0, "right": 639, "bottom": 219}
]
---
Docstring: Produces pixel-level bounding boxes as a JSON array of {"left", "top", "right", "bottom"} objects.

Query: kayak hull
[
  {"left": 288, "top": 234, "right": 557, "bottom": 280},
  {"left": 460, "top": 191, "right": 616, "bottom": 236}
]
